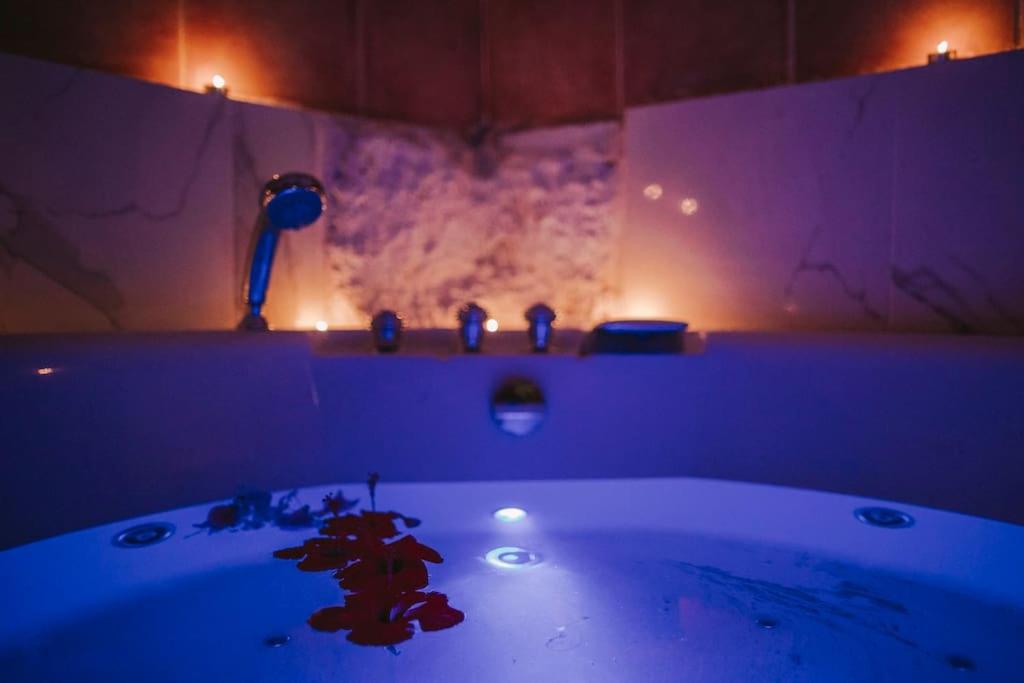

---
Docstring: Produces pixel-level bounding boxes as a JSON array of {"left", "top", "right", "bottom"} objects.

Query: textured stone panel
[{"left": 321, "top": 118, "right": 622, "bottom": 329}]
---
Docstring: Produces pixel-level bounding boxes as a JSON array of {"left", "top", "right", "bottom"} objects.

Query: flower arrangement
[{"left": 273, "top": 473, "right": 464, "bottom": 647}]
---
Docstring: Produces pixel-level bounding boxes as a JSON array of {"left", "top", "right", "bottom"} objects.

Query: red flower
[
  {"left": 309, "top": 591, "right": 465, "bottom": 646},
  {"left": 318, "top": 491, "right": 359, "bottom": 517},
  {"left": 273, "top": 536, "right": 369, "bottom": 572},
  {"left": 322, "top": 511, "right": 400, "bottom": 540},
  {"left": 336, "top": 535, "right": 442, "bottom": 593}
]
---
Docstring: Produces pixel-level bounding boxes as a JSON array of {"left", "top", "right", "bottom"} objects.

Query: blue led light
[
  {"left": 485, "top": 546, "right": 541, "bottom": 569},
  {"left": 493, "top": 507, "right": 527, "bottom": 523}
]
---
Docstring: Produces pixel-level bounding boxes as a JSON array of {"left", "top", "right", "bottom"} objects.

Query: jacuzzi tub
[
  {"left": 1, "top": 478, "right": 1022, "bottom": 681},
  {"left": 1, "top": 331, "right": 1023, "bottom": 680}
]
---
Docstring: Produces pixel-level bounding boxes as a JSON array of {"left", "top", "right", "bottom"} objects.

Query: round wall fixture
[
  {"left": 491, "top": 378, "right": 546, "bottom": 436},
  {"left": 853, "top": 507, "right": 915, "bottom": 529},
  {"left": 112, "top": 522, "right": 176, "bottom": 548}
]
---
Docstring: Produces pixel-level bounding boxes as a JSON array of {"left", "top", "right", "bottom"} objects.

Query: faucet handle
[
  {"left": 457, "top": 302, "right": 488, "bottom": 352},
  {"left": 371, "top": 310, "right": 403, "bottom": 352},
  {"left": 525, "top": 303, "right": 556, "bottom": 352}
]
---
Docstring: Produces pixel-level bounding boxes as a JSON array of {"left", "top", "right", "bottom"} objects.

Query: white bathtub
[
  {"left": 1, "top": 478, "right": 1021, "bottom": 681},
  {"left": 1, "top": 331, "right": 1022, "bottom": 549}
]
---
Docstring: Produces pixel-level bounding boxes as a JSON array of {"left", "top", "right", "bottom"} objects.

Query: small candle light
[
  {"left": 928, "top": 40, "right": 955, "bottom": 64},
  {"left": 206, "top": 73, "right": 229, "bottom": 95},
  {"left": 485, "top": 318, "right": 499, "bottom": 333},
  {"left": 314, "top": 320, "right": 328, "bottom": 332}
]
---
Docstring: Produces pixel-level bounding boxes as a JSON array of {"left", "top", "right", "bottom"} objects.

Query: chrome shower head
[
  {"left": 261, "top": 173, "right": 325, "bottom": 229},
  {"left": 239, "top": 173, "right": 326, "bottom": 331}
]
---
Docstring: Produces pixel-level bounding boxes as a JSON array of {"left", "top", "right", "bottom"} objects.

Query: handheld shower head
[
  {"left": 262, "top": 173, "right": 325, "bottom": 229},
  {"left": 239, "top": 173, "right": 326, "bottom": 331}
]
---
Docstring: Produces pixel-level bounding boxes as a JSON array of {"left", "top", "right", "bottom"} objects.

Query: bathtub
[
  {"left": 1, "top": 330, "right": 1023, "bottom": 679},
  {"left": 1, "top": 477, "right": 1022, "bottom": 681},
  {"left": 1, "top": 330, "right": 1022, "bottom": 550}
]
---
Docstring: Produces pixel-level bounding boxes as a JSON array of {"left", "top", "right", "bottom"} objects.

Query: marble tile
[
  {"left": 621, "top": 74, "right": 894, "bottom": 331},
  {"left": 0, "top": 54, "right": 234, "bottom": 332},
  {"left": 321, "top": 118, "right": 622, "bottom": 329},
  {"left": 888, "top": 53, "right": 1024, "bottom": 334}
]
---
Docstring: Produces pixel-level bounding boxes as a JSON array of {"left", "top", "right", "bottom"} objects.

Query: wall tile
[
  {"left": 364, "top": 0, "right": 481, "bottom": 127},
  {"left": 888, "top": 53, "right": 1024, "bottom": 334},
  {"left": 183, "top": 0, "right": 358, "bottom": 112},
  {"left": 624, "top": 0, "right": 788, "bottom": 106},
  {"left": 487, "top": 0, "right": 618, "bottom": 127},
  {"left": 621, "top": 73, "right": 895, "bottom": 331},
  {"left": 0, "top": 54, "right": 235, "bottom": 332},
  {"left": 0, "top": 0, "right": 179, "bottom": 84},
  {"left": 796, "top": 0, "right": 1018, "bottom": 82}
]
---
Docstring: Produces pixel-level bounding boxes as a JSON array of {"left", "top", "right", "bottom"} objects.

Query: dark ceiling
[{"left": 0, "top": 0, "right": 1018, "bottom": 129}]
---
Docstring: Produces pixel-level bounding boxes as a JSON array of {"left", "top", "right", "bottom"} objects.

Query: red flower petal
[
  {"left": 272, "top": 545, "right": 306, "bottom": 559},
  {"left": 338, "top": 557, "right": 429, "bottom": 593},
  {"left": 407, "top": 592, "right": 465, "bottom": 632},
  {"left": 346, "top": 620, "right": 415, "bottom": 646},
  {"left": 308, "top": 606, "right": 350, "bottom": 632},
  {"left": 389, "top": 535, "right": 443, "bottom": 564}
]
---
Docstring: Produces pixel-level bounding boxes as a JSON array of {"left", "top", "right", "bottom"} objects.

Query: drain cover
[
  {"left": 112, "top": 522, "right": 176, "bottom": 548},
  {"left": 854, "top": 507, "right": 914, "bottom": 529}
]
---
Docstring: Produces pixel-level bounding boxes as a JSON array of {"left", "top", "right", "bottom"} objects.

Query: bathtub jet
[{"left": 239, "top": 173, "right": 325, "bottom": 331}]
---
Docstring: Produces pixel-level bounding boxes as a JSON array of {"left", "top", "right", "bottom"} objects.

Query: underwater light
[
  {"left": 485, "top": 546, "right": 541, "bottom": 569},
  {"left": 493, "top": 507, "right": 527, "bottom": 523}
]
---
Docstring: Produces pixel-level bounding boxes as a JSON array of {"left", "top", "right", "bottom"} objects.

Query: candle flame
[
  {"left": 211, "top": 73, "right": 226, "bottom": 90},
  {"left": 936, "top": 40, "right": 949, "bottom": 54}
]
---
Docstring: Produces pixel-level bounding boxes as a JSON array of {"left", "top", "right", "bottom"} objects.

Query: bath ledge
[{"left": 309, "top": 329, "right": 708, "bottom": 357}]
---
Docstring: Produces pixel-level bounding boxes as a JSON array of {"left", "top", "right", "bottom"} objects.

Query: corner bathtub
[{"left": 2, "top": 478, "right": 1022, "bottom": 682}]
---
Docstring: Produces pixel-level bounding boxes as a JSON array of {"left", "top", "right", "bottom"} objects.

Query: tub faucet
[
  {"left": 525, "top": 303, "right": 556, "bottom": 352},
  {"left": 239, "top": 173, "right": 325, "bottom": 331},
  {"left": 457, "top": 302, "right": 488, "bottom": 352}
]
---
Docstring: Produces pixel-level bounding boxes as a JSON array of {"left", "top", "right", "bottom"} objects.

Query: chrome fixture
[
  {"left": 581, "top": 320, "right": 688, "bottom": 354},
  {"left": 457, "top": 302, "right": 488, "bottom": 352},
  {"left": 239, "top": 173, "right": 325, "bottom": 331},
  {"left": 853, "top": 507, "right": 915, "bottom": 529},
  {"left": 525, "top": 303, "right": 556, "bottom": 352},
  {"left": 371, "top": 310, "right": 403, "bottom": 352},
  {"left": 112, "top": 521, "right": 176, "bottom": 548},
  {"left": 491, "top": 377, "right": 546, "bottom": 436}
]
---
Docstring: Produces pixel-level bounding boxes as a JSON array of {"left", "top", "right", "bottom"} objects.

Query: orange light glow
[
  {"left": 485, "top": 318, "right": 499, "bottom": 333},
  {"left": 643, "top": 184, "right": 664, "bottom": 200},
  {"left": 314, "top": 320, "right": 328, "bottom": 332},
  {"left": 679, "top": 198, "right": 699, "bottom": 216},
  {"left": 936, "top": 40, "right": 950, "bottom": 55}
]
